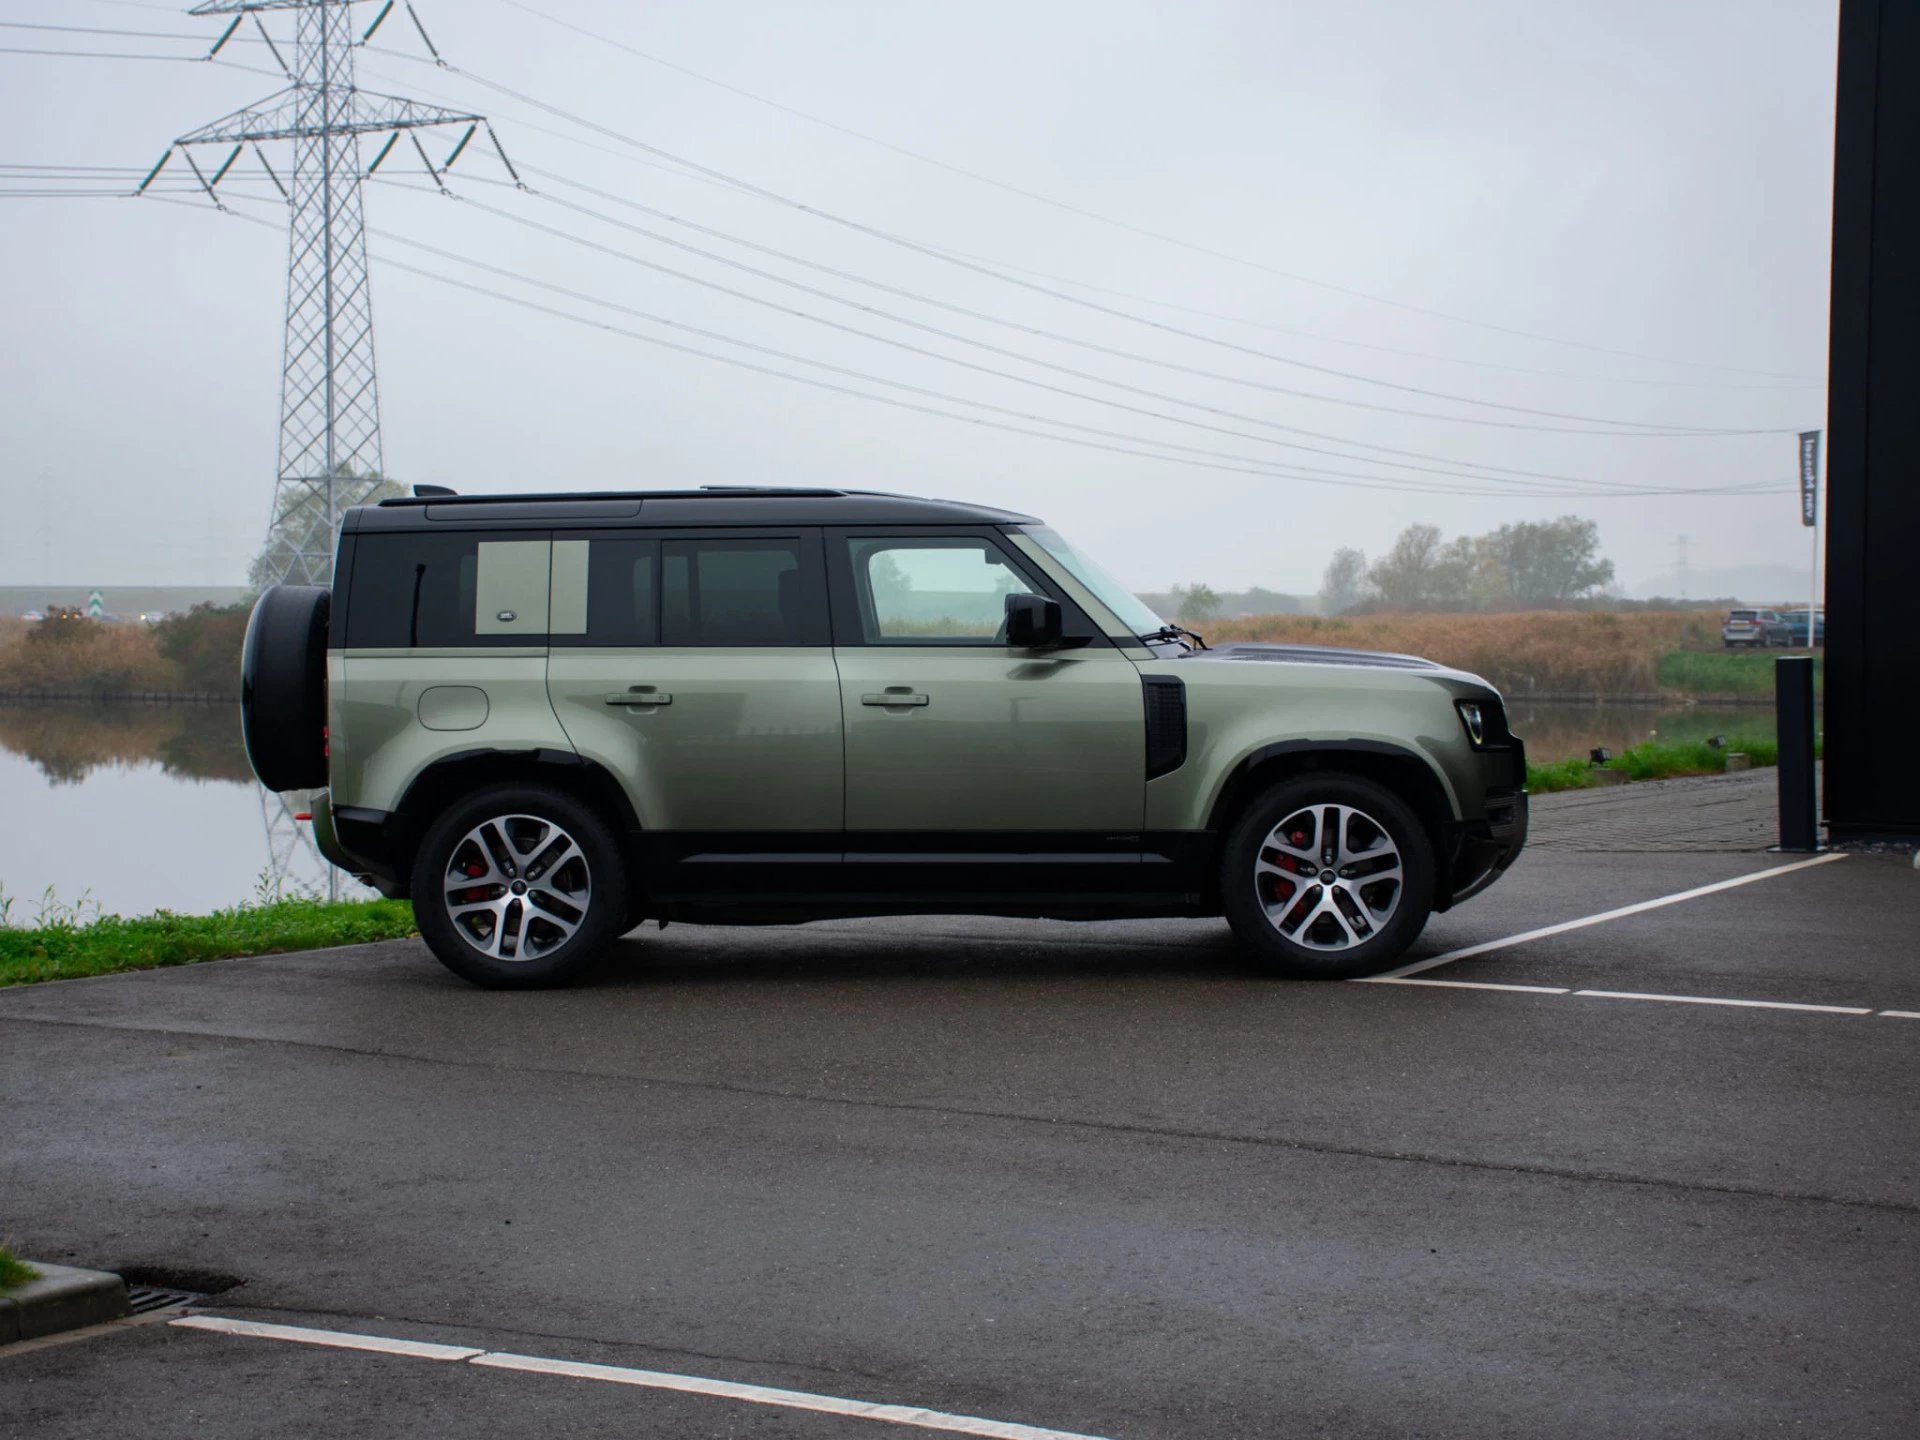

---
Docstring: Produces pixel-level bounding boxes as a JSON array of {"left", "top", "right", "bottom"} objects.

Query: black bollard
[{"left": 1776, "top": 655, "right": 1818, "bottom": 851}]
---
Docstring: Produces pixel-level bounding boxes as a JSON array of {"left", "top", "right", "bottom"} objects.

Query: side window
[
  {"left": 661, "top": 538, "right": 825, "bottom": 647},
  {"left": 550, "top": 537, "right": 658, "bottom": 647},
  {"left": 345, "top": 533, "right": 549, "bottom": 647},
  {"left": 847, "top": 537, "right": 1033, "bottom": 643}
]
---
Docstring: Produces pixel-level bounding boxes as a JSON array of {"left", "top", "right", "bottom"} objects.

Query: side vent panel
[{"left": 1142, "top": 675, "right": 1187, "bottom": 780}]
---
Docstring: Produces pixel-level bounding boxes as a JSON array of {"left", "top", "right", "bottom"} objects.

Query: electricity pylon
[
  {"left": 143, "top": 0, "right": 518, "bottom": 586},
  {"left": 142, "top": 1, "right": 519, "bottom": 900}
]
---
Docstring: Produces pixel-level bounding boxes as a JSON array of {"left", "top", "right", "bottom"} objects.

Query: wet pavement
[{"left": 3, "top": 790, "right": 1916, "bottom": 1439}]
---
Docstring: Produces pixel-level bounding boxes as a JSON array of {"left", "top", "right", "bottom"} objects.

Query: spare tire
[{"left": 241, "top": 585, "right": 330, "bottom": 791}]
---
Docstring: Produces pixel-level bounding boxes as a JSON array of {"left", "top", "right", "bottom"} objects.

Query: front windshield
[{"left": 1018, "top": 525, "right": 1165, "bottom": 636}]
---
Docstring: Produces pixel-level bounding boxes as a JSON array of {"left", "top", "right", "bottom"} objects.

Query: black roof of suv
[{"left": 354, "top": 488, "right": 1039, "bottom": 531}]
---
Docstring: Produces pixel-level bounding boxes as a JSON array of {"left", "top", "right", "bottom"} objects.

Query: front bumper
[{"left": 1438, "top": 740, "right": 1529, "bottom": 911}]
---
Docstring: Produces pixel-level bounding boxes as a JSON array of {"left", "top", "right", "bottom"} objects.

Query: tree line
[{"left": 1319, "top": 516, "right": 1616, "bottom": 615}]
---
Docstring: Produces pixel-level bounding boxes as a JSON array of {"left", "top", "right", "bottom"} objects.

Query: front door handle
[
  {"left": 606, "top": 688, "right": 672, "bottom": 706},
  {"left": 862, "top": 691, "right": 929, "bottom": 707}
]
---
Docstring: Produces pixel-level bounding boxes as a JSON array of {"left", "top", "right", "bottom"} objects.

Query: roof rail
[{"left": 374, "top": 487, "right": 849, "bottom": 508}]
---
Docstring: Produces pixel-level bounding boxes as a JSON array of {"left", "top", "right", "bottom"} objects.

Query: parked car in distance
[
  {"left": 1777, "top": 608, "right": 1826, "bottom": 647},
  {"left": 242, "top": 487, "right": 1528, "bottom": 989},
  {"left": 1722, "top": 608, "right": 1791, "bottom": 648}
]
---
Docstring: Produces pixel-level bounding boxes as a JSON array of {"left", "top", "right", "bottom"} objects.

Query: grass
[
  {"left": 1656, "top": 648, "right": 1824, "bottom": 696},
  {"left": 0, "top": 893, "right": 418, "bottom": 987},
  {"left": 1525, "top": 734, "right": 1814, "bottom": 794},
  {"left": 0, "top": 1244, "right": 39, "bottom": 1291}
]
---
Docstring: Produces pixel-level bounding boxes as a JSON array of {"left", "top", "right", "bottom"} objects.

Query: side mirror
[{"left": 1004, "top": 592, "right": 1063, "bottom": 649}]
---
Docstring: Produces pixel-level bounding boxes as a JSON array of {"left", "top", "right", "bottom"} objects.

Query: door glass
[
  {"left": 849, "top": 538, "right": 1030, "bottom": 643},
  {"left": 662, "top": 538, "right": 822, "bottom": 646},
  {"left": 550, "top": 537, "right": 658, "bottom": 646}
]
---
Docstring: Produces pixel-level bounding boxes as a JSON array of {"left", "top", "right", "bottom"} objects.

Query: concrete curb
[{"left": 0, "top": 1263, "right": 130, "bottom": 1344}]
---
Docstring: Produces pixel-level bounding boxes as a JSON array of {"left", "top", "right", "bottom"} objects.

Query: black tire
[
  {"left": 410, "top": 783, "right": 629, "bottom": 989},
  {"left": 1220, "top": 772, "right": 1436, "bottom": 980},
  {"left": 240, "top": 585, "right": 330, "bottom": 792}
]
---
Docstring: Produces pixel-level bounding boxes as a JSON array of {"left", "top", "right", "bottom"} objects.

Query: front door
[
  {"left": 827, "top": 529, "right": 1145, "bottom": 875},
  {"left": 546, "top": 529, "right": 843, "bottom": 888}
]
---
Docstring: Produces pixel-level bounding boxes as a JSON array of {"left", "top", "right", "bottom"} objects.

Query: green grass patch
[
  {"left": 1525, "top": 755, "right": 1601, "bottom": 793},
  {"left": 1657, "top": 648, "right": 1824, "bottom": 696},
  {"left": 0, "top": 896, "right": 418, "bottom": 987},
  {"left": 0, "top": 1244, "right": 40, "bottom": 1291},
  {"left": 1527, "top": 733, "right": 1812, "bottom": 794}
]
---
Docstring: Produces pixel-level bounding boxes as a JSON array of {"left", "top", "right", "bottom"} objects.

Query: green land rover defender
[{"left": 241, "top": 488, "right": 1527, "bottom": 988}]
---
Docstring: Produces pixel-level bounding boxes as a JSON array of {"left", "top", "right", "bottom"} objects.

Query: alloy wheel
[
  {"left": 1253, "top": 803, "right": 1405, "bottom": 951},
  {"left": 443, "top": 813, "right": 592, "bottom": 961}
]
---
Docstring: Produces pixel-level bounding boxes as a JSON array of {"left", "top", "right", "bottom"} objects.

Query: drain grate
[{"left": 126, "top": 1286, "right": 201, "bottom": 1315}]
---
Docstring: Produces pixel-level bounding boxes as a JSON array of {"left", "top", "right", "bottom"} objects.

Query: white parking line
[
  {"left": 1879, "top": 1010, "right": 1920, "bottom": 1020},
  {"left": 1572, "top": 989, "right": 1874, "bottom": 1016},
  {"left": 1367, "top": 852, "right": 1848, "bottom": 981},
  {"left": 170, "top": 1315, "right": 1110, "bottom": 1440},
  {"left": 1356, "top": 977, "right": 1571, "bottom": 995},
  {"left": 172, "top": 1315, "right": 482, "bottom": 1360}
]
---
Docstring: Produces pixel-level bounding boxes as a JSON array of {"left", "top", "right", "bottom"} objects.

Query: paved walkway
[{"left": 1530, "top": 768, "right": 1781, "bottom": 852}]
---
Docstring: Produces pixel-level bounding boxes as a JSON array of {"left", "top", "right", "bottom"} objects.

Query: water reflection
[
  {"left": 0, "top": 702, "right": 364, "bottom": 917},
  {"left": 0, "top": 701, "right": 253, "bottom": 786}
]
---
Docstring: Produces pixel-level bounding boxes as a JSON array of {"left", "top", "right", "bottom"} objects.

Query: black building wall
[{"left": 1825, "top": 0, "right": 1920, "bottom": 839}]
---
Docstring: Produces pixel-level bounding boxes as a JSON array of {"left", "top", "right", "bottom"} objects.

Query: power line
[
  {"left": 0, "top": 46, "right": 212, "bottom": 58},
  {"left": 164, "top": 191, "right": 1794, "bottom": 501},
  {"left": 410, "top": 197, "right": 1632, "bottom": 497},
  {"left": 0, "top": 22, "right": 210, "bottom": 39},
  {"left": 363, "top": 51, "right": 1809, "bottom": 396},
  {"left": 513, "top": 169, "right": 1791, "bottom": 477},
  {"left": 374, "top": 247, "right": 1794, "bottom": 501},
  {"left": 457, "top": 180, "right": 1751, "bottom": 495},
  {"left": 491, "top": 0, "right": 1813, "bottom": 383},
  {"left": 0, "top": 44, "right": 286, "bottom": 78},
  {"left": 395, "top": 57, "right": 1797, "bottom": 437},
  {"left": 353, "top": 198, "right": 1790, "bottom": 499},
  {"left": 905, "top": 241, "right": 1819, "bottom": 393}
]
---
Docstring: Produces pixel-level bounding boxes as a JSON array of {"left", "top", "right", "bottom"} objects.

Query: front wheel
[
  {"left": 1220, "top": 773, "right": 1436, "bottom": 979},
  {"left": 411, "top": 783, "right": 629, "bottom": 989}
]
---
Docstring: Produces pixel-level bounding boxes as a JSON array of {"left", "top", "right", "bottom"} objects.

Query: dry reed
[
  {"left": 0, "top": 618, "right": 183, "bottom": 695},
  {"left": 1203, "top": 610, "right": 1724, "bottom": 697}
]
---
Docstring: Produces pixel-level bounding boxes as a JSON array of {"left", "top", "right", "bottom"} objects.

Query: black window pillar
[{"left": 1825, "top": 0, "right": 1920, "bottom": 840}]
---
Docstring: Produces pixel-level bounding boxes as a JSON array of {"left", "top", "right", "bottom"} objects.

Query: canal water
[{"left": 0, "top": 699, "right": 1777, "bottom": 919}]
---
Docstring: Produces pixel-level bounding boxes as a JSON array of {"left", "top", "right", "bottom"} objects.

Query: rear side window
[
  {"left": 661, "top": 538, "right": 827, "bottom": 647},
  {"left": 345, "top": 533, "right": 549, "bottom": 647}
]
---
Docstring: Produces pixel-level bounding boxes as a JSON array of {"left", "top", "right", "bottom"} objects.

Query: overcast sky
[{"left": 0, "top": 0, "right": 1838, "bottom": 596}]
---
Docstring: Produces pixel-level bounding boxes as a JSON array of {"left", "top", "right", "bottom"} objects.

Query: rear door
[
  {"left": 334, "top": 529, "right": 569, "bottom": 812},
  {"left": 546, "top": 529, "right": 844, "bottom": 876},
  {"left": 826, "top": 528, "right": 1145, "bottom": 874}
]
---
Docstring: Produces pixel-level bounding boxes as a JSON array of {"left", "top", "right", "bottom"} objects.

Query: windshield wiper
[{"left": 1141, "top": 624, "right": 1208, "bottom": 651}]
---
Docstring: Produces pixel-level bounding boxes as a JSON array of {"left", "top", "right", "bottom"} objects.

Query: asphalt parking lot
[{"left": 3, "top": 806, "right": 1917, "bottom": 1438}]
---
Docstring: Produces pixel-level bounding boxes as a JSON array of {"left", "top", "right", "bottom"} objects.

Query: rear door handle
[
  {"left": 862, "top": 691, "right": 929, "bottom": 707},
  {"left": 605, "top": 689, "right": 672, "bottom": 706}
]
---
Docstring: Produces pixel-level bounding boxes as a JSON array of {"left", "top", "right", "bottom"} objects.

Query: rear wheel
[
  {"left": 1221, "top": 773, "right": 1435, "bottom": 979},
  {"left": 411, "top": 783, "right": 628, "bottom": 989}
]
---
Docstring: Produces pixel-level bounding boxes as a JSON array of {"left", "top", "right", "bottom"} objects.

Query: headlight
[{"left": 1457, "top": 701, "right": 1486, "bottom": 747}]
